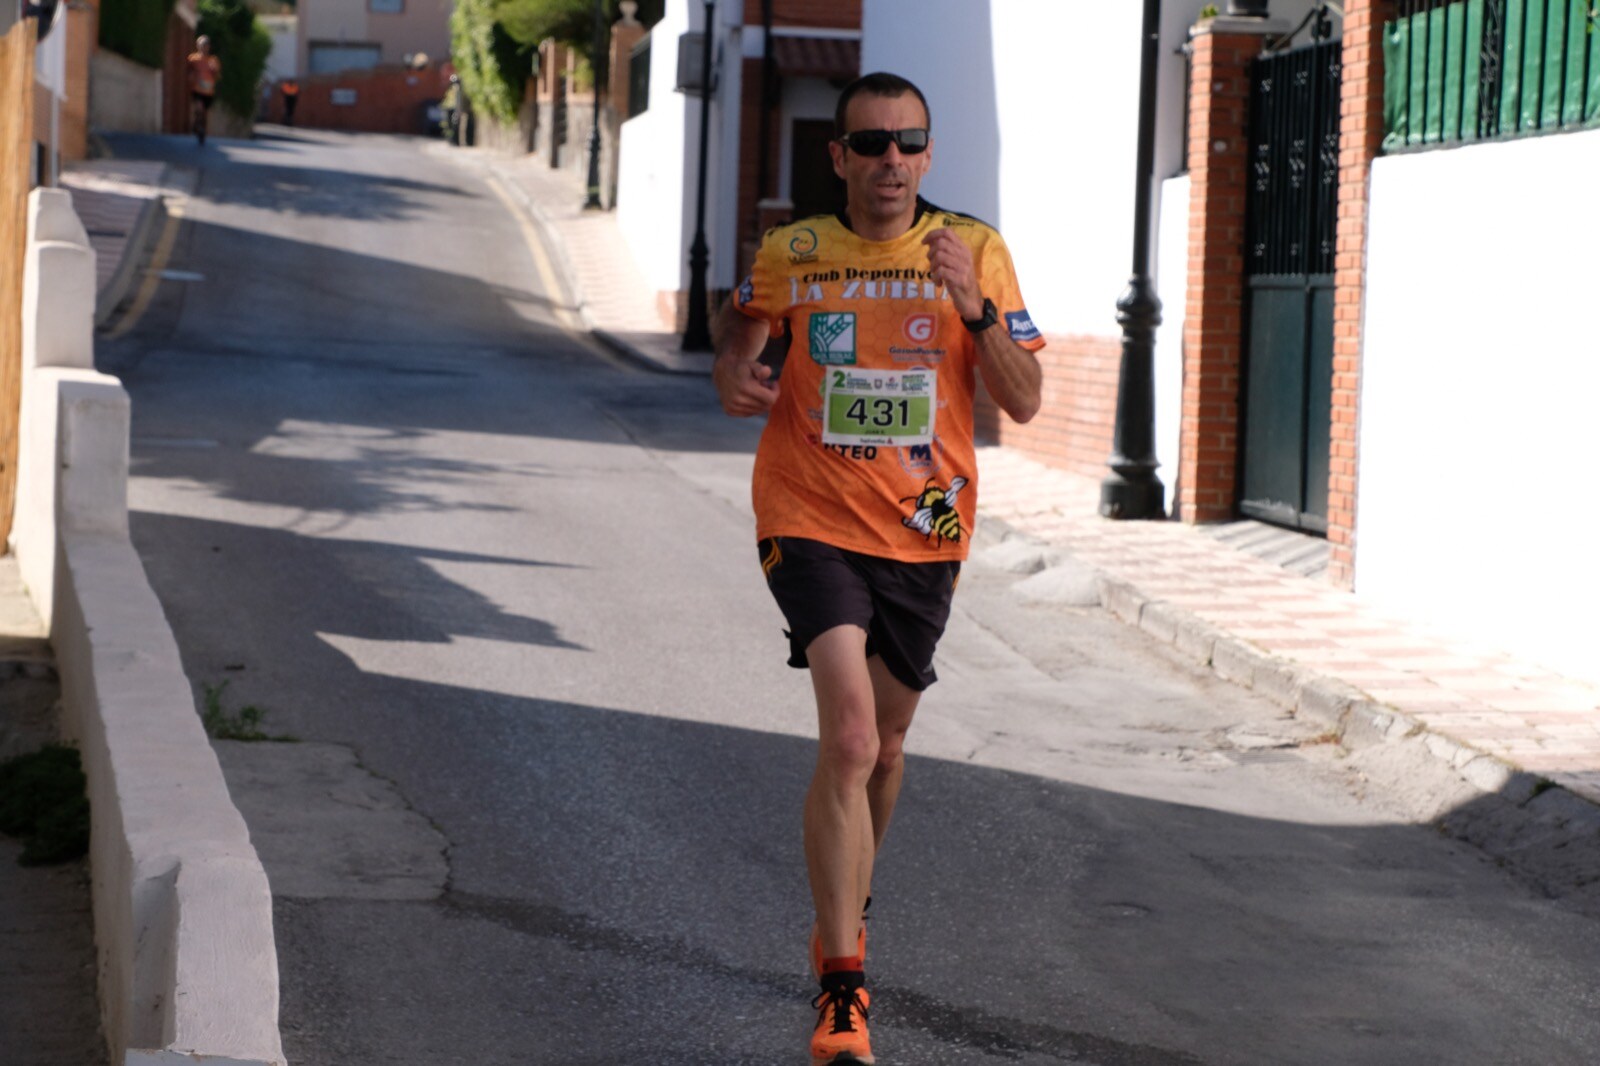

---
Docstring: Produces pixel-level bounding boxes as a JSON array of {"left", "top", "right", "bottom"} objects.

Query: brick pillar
[
  {"left": 609, "top": 12, "right": 645, "bottom": 119},
  {"left": 1327, "top": 0, "right": 1392, "bottom": 588},
  {"left": 1179, "top": 24, "right": 1263, "bottom": 523}
]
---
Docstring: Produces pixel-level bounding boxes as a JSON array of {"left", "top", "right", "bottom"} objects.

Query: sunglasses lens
[
  {"left": 895, "top": 129, "right": 929, "bottom": 154},
  {"left": 847, "top": 130, "right": 894, "bottom": 156}
]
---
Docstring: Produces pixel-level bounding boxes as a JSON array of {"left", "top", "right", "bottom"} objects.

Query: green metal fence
[{"left": 1385, "top": 0, "right": 1600, "bottom": 149}]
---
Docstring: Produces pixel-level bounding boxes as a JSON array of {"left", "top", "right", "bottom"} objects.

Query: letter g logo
[{"left": 903, "top": 313, "right": 937, "bottom": 344}]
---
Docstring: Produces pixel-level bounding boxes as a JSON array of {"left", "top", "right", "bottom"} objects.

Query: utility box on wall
[{"left": 674, "top": 31, "right": 709, "bottom": 95}]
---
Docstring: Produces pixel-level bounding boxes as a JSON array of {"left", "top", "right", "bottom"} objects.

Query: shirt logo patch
[
  {"left": 808, "top": 312, "right": 857, "bottom": 365},
  {"left": 903, "top": 313, "right": 938, "bottom": 344},
  {"left": 789, "top": 227, "right": 820, "bottom": 264},
  {"left": 1006, "top": 310, "right": 1042, "bottom": 343}
]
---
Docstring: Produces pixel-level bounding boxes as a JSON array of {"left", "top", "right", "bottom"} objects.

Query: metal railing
[
  {"left": 628, "top": 33, "right": 651, "bottom": 119},
  {"left": 1385, "top": 0, "right": 1600, "bottom": 149}
]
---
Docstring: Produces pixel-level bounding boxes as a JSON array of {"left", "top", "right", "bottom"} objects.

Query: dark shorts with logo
[{"left": 758, "top": 536, "right": 960, "bottom": 692}]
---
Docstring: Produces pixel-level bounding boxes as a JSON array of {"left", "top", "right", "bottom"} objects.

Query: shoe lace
[{"left": 812, "top": 986, "right": 869, "bottom": 1035}]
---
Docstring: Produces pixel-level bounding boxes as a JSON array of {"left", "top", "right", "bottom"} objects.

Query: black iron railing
[
  {"left": 628, "top": 33, "right": 651, "bottom": 119},
  {"left": 1248, "top": 41, "right": 1343, "bottom": 277},
  {"left": 1386, "top": 0, "right": 1600, "bottom": 148}
]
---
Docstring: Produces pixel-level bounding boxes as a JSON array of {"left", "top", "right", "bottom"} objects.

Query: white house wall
[
  {"left": 1155, "top": 173, "right": 1190, "bottom": 493},
  {"left": 1358, "top": 128, "right": 1600, "bottom": 685},
  {"left": 617, "top": 1, "right": 693, "bottom": 296}
]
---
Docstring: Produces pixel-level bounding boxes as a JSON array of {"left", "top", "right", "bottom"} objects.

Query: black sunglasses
[{"left": 836, "top": 128, "right": 930, "bottom": 157}]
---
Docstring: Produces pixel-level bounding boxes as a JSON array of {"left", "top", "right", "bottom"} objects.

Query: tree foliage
[
  {"left": 197, "top": 0, "right": 273, "bottom": 119},
  {"left": 450, "top": 0, "right": 532, "bottom": 125},
  {"left": 98, "top": 0, "right": 178, "bottom": 69}
]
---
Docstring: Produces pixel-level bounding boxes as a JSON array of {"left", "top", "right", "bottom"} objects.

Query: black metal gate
[{"left": 1240, "top": 38, "right": 1341, "bottom": 533}]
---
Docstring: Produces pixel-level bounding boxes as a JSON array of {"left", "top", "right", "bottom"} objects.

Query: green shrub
[
  {"left": 0, "top": 745, "right": 90, "bottom": 866},
  {"left": 451, "top": 0, "right": 532, "bottom": 125},
  {"left": 197, "top": 0, "right": 273, "bottom": 120},
  {"left": 98, "top": 0, "right": 178, "bottom": 69}
]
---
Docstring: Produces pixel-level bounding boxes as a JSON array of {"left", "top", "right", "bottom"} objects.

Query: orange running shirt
[
  {"left": 188, "top": 54, "right": 221, "bottom": 96},
  {"left": 735, "top": 199, "right": 1046, "bottom": 563}
]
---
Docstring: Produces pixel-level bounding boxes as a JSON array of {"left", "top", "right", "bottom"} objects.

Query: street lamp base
[{"left": 1099, "top": 471, "right": 1166, "bottom": 520}]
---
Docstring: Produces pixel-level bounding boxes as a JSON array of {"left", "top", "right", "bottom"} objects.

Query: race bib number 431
[{"left": 821, "top": 368, "right": 936, "bottom": 448}]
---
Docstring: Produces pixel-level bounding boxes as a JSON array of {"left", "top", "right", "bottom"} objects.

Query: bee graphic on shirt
[{"left": 901, "top": 476, "right": 967, "bottom": 546}]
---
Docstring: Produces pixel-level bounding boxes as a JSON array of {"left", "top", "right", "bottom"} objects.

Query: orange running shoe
[
  {"left": 810, "top": 978, "right": 872, "bottom": 1065},
  {"left": 809, "top": 896, "right": 870, "bottom": 981}
]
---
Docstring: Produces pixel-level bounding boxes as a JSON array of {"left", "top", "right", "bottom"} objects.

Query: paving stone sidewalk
[{"left": 478, "top": 146, "right": 1600, "bottom": 813}]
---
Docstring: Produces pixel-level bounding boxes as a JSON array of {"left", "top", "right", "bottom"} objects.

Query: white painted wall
[
  {"left": 617, "top": 1, "right": 693, "bottom": 294},
  {"left": 260, "top": 15, "right": 299, "bottom": 81},
  {"left": 1155, "top": 174, "right": 1190, "bottom": 493},
  {"left": 616, "top": 0, "right": 742, "bottom": 295},
  {"left": 1359, "top": 128, "right": 1600, "bottom": 685}
]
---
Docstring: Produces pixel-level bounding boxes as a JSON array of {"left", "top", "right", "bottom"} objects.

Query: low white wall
[
  {"left": 1359, "top": 128, "right": 1600, "bottom": 685},
  {"left": 90, "top": 51, "right": 162, "bottom": 135},
  {"left": 10, "top": 189, "right": 286, "bottom": 1066}
]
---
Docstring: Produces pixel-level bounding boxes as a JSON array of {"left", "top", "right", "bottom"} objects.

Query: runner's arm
[
  {"left": 923, "top": 229, "right": 1042, "bottom": 424},
  {"left": 712, "top": 299, "right": 778, "bottom": 417},
  {"left": 971, "top": 322, "right": 1042, "bottom": 425}
]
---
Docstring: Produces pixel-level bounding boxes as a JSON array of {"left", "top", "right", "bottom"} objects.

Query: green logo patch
[{"left": 808, "top": 312, "right": 857, "bottom": 365}]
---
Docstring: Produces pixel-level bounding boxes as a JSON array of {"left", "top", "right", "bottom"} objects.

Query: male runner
[
  {"left": 712, "top": 72, "right": 1045, "bottom": 1065},
  {"left": 187, "top": 36, "right": 222, "bottom": 146}
]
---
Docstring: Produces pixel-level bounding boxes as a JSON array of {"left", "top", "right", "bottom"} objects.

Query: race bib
[{"left": 821, "top": 368, "right": 936, "bottom": 448}]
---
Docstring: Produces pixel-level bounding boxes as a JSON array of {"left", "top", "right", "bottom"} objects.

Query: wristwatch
[{"left": 963, "top": 297, "right": 999, "bottom": 334}]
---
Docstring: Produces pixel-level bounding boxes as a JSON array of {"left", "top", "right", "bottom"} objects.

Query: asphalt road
[{"left": 100, "top": 129, "right": 1600, "bottom": 1066}]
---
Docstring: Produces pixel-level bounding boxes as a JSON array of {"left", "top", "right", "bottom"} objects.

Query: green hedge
[
  {"left": 99, "top": 0, "right": 177, "bottom": 69},
  {"left": 197, "top": 0, "right": 272, "bottom": 119},
  {"left": 450, "top": 0, "right": 532, "bottom": 125}
]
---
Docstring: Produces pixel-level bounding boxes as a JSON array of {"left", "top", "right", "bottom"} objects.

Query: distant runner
[
  {"left": 280, "top": 78, "right": 300, "bottom": 126},
  {"left": 187, "top": 36, "right": 222, "bottom": 146},
  {"left": 712, "top": 71, "right": 1046, "bottom": 1065}
]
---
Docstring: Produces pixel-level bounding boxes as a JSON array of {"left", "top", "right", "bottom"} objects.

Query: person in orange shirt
[
  {"left": 713, "top": 71, "right": 1044, "bottom": 1065},
  {"left": 280, "top": 78, "right": 300, "bottom": 126},
  {"left": 186, "top": 35, "right": 222, "bottom": 146}
]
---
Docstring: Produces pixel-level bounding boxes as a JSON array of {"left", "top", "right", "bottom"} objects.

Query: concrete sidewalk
[
  {"left": 0, "top": 558, "right": 107, "bottom": 1066},
  {"left": 479, "top": 148, "right": 1600, "bottom": 831}
]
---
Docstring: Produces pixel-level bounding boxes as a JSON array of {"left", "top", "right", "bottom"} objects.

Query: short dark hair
[{"left": 833, "top": 72, "right": 931, "bottom": 139}]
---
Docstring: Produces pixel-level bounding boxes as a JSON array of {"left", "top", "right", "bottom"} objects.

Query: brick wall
[
  {"left": 161, "top": 11, "right": 194, "bottom": 135},
  {"left": 976, "top": 333, "right": 1119, "bottom": 479},
  {"left": 743, "top": 0, "right": 860, "bottom": 29},
  {"left": 0, "top": 21, "right": 35, "bottom": 547},
  {"left": 59, "top": 1, "right": 96, "bottom": 161},
  {"left": 1329, "top": 0, "right": 1392, "bottom": 588},
  {"left": 265, "top": 65, "right": 451, "bottom": 135}
]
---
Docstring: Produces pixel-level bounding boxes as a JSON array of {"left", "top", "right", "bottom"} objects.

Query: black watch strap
[{"left": 963, "top": 297, "right": 999, "bottom": 334}]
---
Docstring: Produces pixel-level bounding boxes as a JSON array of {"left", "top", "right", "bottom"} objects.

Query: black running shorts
[{"left": 757, "top": 536, "right": 960, "bottom": 692}]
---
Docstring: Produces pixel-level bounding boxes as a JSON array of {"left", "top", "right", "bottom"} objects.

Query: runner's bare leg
[
  {"left": 866, "top": 654, "right": 921, "bottom": 857},
  {"left": 803, "top": 625, "right": 879, "bottom": 960}
]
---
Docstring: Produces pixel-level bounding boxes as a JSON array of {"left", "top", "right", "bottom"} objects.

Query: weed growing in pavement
[
  {"left": 0, "top": 745, "right": 90, "bottom": 865},
  {"left": 201, "top": 681, "right": 298, "bottom": 743}
]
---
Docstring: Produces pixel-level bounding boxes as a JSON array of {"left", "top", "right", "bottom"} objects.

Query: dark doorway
[
  {"left": 1239, "top": 38, "right": 1341, "bottom": 535},
  {"left": 789, "top": 119, "right": 845, "bottom": 221}
]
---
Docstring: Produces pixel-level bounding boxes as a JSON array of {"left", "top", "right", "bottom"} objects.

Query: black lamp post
[
  {"left": 681, "top": 0, "right": 715, "bottom": 351},
  {"left": 1100, "top": 0, "right": 1168, "bottom": 520},
  {"left": 584, "top": 0, "right": 606, "bottom": 209}
]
